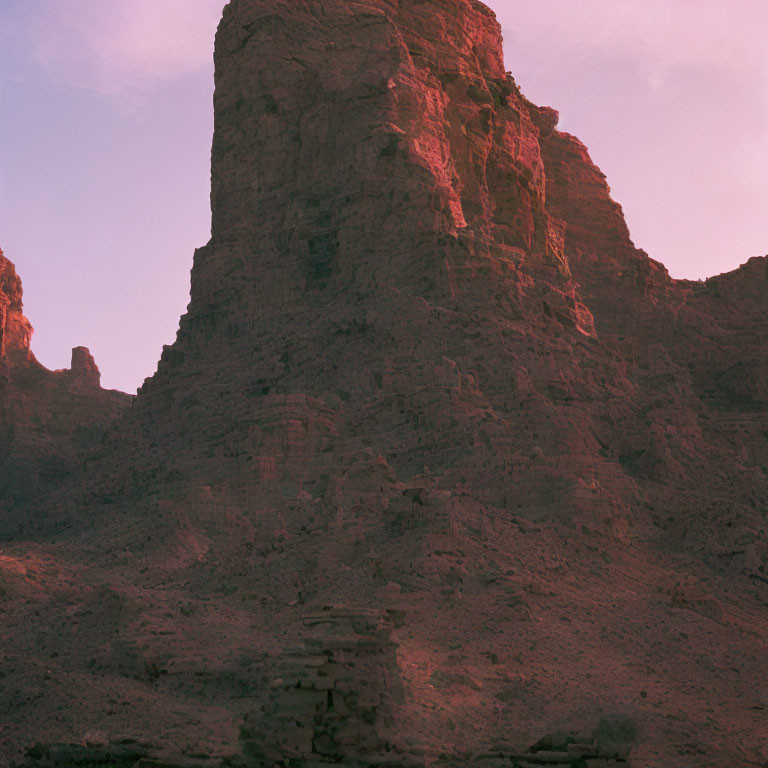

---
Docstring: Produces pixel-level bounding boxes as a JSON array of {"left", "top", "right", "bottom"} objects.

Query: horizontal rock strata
[{"left": 3, "top": 1, "right": 768, "bottom": 766}]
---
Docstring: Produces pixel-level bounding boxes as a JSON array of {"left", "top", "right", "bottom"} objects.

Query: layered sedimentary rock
[
  {"left": 4, "top": 1, "right": 768, "bottom": 766},
  {"left": 241, "top": 608, "right": 404, "bottom": 764},
  {"left": 0, "top": 248, "right": 131, "bottom": 530}
]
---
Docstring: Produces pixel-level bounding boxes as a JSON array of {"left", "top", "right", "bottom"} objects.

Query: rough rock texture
[
  {"left": 0, "top": 249, "right": 33, "bottom": 359},
  {"left": 0, "top": 248, "right": 131, "bottom": 529},
  {"left": 241, "top": 607, "right": 404, "bottom": 764},
  {"left": 3, "top": 1, "right": 768, "bottom": 767}
]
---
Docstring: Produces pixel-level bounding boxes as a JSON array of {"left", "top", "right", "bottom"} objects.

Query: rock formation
[
  {"left": 241, "top": 607, "right": 405, "bottom": 764},
  {"left": 3, "top": 1, "right": 768, "bottom": 766},
  {"left": 0, "top": 248, "right": 131, "bottom": 532},
  {"left": 0, "top": 249, "right": 33, "bottom": 359}
]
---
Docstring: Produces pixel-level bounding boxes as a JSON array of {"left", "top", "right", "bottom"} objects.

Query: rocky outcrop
[
  {"left": 4, "top": 1, "right": 768, "bottom": 766},
  {"left": 241, "top": 607, "right": 404, "bottom": 764},
  {"left": 101, "top": 0, "right": 633, "bottom": 538},
  {"left": 105, "top": 0, "right": 768, "bottom": 569},
  {"left": 0, "top": 248, "right": 33, "bottom": 360},
  {"left": 0, "top": 248, "right": 131, "bottom": 531},
  {"left": 67, "top": 346, "right": 102, "bottom": 390}
]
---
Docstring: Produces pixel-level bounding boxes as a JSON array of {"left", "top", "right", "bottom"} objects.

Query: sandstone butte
[{"left": 2, "top": 1, "right": 768, "bottom": 767}]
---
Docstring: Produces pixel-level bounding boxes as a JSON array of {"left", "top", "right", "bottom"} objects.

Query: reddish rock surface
[
  {"left": 0, "top": 248, "right": 131, "bottom": 532},
  {"left": 0, "top": 249, "right": 33, "bottom": 359},
  {"left": 3, "top": 2, "right": 768, "bottom": 767}
]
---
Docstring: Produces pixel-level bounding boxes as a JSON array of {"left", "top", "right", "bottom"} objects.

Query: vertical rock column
[
  {"left": 0, "top": 300, "right": 7, "bottom": 358},
  {"left": 0, "top": 247, "right": 33, "bottom": 360},
  {"left": 242, "top": 607, "right": 406, "bottom": 765},
  {"left": 67, "top": 346, "right": 102, "bottom": 389}
]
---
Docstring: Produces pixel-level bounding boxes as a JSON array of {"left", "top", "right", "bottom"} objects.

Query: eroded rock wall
[{"left": 4, "top": 1, "right": 768, "bottom": 766}]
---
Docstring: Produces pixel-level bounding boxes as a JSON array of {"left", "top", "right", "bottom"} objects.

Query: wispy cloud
[
  {"left": 498, "top": 0, "right": 768, "bottom": 91},
  {"left": 491, "top": 0, "right": 768, "bottom": 278},
  {"left": 15, "top": 0, "right": 227, "bottom": 94}
]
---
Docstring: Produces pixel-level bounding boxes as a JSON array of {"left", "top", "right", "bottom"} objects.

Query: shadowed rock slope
[
  {"left": 0, "top": 248, "right": 131, "bottom": 532},
  {"left": 3, "top": 1, "right": 768, "bottom": 766}
]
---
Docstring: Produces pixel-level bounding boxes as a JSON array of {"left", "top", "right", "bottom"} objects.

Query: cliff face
[
  {"left": 133, "top": 0, "right": 619, "bottom": 520},
  {"left": 126, "top": 0, "right": 768, "bottom": 561},
  {"left": 5, "top": 2, "right": 768, "bottom": 766},
  {"left": 0, "top": 248, "right": 131, "bottom": 524},
  {"left": 0, "top": 249, "right": 33, "bottom": 359},
  {"left": 534, "top": 112, "right": 768, "bottom": 551}
]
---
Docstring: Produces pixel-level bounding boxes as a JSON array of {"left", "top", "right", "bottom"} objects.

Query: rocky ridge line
[{"left": 0, "top": 247, "right": 132, "bottom": 529}]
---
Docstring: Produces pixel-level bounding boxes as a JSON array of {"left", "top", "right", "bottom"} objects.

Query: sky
[{"left": 1, "top": 0, "right": 766, "bottom": 393}]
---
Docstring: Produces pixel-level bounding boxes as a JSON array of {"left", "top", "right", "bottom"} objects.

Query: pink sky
[{"left": 1, "top": 0, "right": 766, "bottom": 392}]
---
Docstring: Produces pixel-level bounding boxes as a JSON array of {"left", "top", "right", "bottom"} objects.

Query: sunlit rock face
[
  {"left": 5, "top": 1, "right": 768, "bottom": 766},
  {"left": 0, "top": 248, "right": 33, "bottom": 359}
]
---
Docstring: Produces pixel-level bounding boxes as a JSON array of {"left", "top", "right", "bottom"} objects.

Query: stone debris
[
  {"left": 17, "top": 741, "right": 220, "bottom": 768},
  {"left": 241, "top": 607, "right": 405, "bottom": 765}
]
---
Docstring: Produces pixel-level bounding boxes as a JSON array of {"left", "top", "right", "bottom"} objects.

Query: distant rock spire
[{"left": 68, "top": 345, "right": 102, "bottom": 389}]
